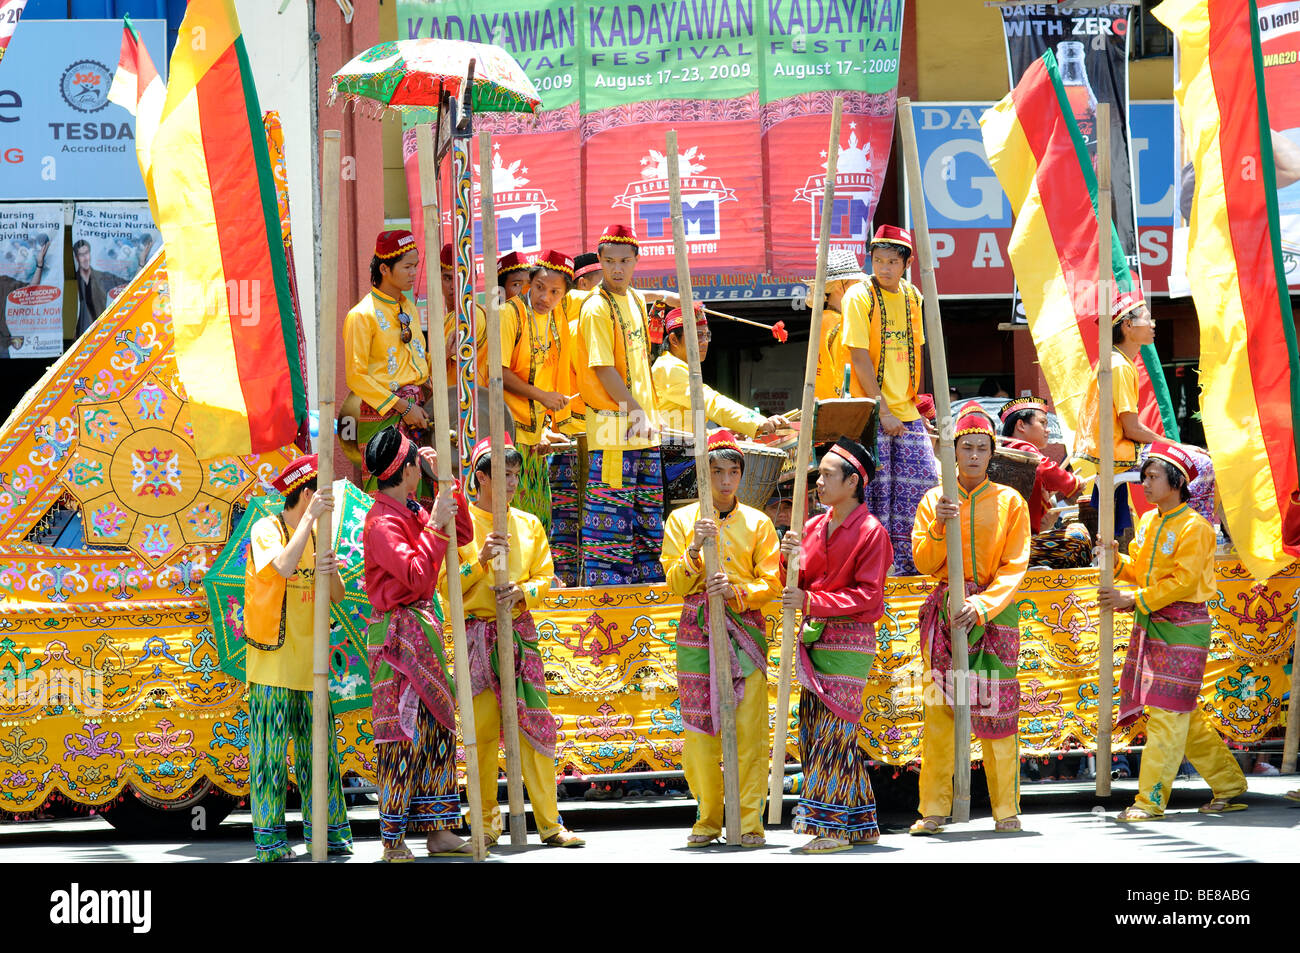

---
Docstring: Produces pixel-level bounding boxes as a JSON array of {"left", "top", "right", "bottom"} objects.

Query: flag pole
[
  {"left": 309, "top": 129, "right": 341, "bottom": 863},
  {"left": 768, "top": 96, "right": 843, "bottom": 825},
  {"left": 898, "top": 97, "right": 972, "bottom": 823},
  {"left": 417, "top": 122, "right": 487, "bottom": 861},
  {"left": 1096, "top": 103, "right": 1116, "bottom": 798},
  {"left": 479, "top": 127, "right": 529, "bottom": 846},
  {"left": 667, "top": 129, "right": 742, "bottom": 844}
]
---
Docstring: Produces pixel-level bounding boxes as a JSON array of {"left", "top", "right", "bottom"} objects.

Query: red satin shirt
[
  {"left": 789, "top": 502, "right": 893, "bottom": 622},
  {"left": 363, "top": 489, "right": 474, "bottom": 614}
]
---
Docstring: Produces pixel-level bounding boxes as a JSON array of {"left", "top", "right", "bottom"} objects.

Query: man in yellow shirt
[
  {"left": 442, "top": 436, "right": 585, "bottom": 847},
  {"left": 1098, "top": 442, "right": 1248, "bottom": 821},
  {"left": 842, "top": 225, "right": 938, "bottom": 574},
  {"left": 577, "top": 224, "right": 664, "bottom": 586},
  {"left": 910, "top": 404, "right": 1030, "bottom": 834},
  {"left": 660, "top": 429, "right": 781, "bottom": 847},
  {"left": 808, "top": 249, "right": 866, "bottom": 400},
  {"left": 501, "top": 250, "right": 575, "bottom": 532},
  {"left": 243, "top": 454, "right": 350, "bottom": 862},
  {"left": 496, "top": 250, "right": 531, "bottom": 302},
  {"left": 343, "top": 230, "right": 432, "bottom": 493}
]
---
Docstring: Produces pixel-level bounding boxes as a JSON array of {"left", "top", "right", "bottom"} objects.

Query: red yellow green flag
[
  {"left": 146, "top": 0, "right": 306, "bottom": 459},
  {"left": 980, "top": 49, "right": 1178, "bottom": 448},
  {"left": 1155, "top": 0, "right": 1300, "bottom": 578}
]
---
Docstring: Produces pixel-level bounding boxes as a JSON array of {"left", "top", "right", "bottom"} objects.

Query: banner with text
[
  {"left": 71, "top": 202, "right": 162, "bottom": 341},
  {"left": 0, "top": 204, "right": 64, "bottom": 359}
]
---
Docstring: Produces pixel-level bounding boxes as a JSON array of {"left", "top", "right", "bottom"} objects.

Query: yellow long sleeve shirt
[
  {"left": 650, "top": 352, "right": 763, "bottom": 438},
  {"left": 441, "top": 503, "right": 554, "bottom": 620},
  {"left": 343, "top": 289, "right": 430, "bottom": 414},
  {"left": 660, "top": 501, "right": 782, "bottom": 612},
  {"left": 500, "top": 295, "right": 570, "bottom": 446},
  {"left": 1115, "top": 503, "right": 1216, "bottom": 615},
  {"left": 912, "top": 478, "right": 1031, "bottom": 625}
]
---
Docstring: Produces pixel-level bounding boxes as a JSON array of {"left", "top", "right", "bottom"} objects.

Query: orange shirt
[{"left": 500, "top": 294, "right": 570, "bottom": 445}]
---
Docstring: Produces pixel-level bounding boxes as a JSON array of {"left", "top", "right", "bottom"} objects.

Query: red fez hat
[
  {"left": 573, "top": 252, "right": 601, "bottom": 279},
  {"left": 871, "top": 224, "right": 914, "bottom": 255},
  {"left": 1148, "top": 441, "right": 1198, "bottom": 483},
  {"left": 497, "top": 251, "right": 531, "bottom": 276},
  {"left": 999, "top": 395, "right": 1049, "bottom": 423},
  {"left": 440, "top": 242, "right": 454, "bottom": 272},
  {"left": 664, "top": 301, "right": 706, "bottom": 334},
  {"left": 1112, "top": 288, "right": 1147, "bottom": 325},
  {"left": 598, "top": 224, "right": 639, "bottom": 250},
  {"left": 914, "top": 393, "right": 936, "bottom": 421},
  {"left": 706, "top": 429, "right": 741, "bottom": 456},
  {"left": 470, "top": 433, "right": 514, "bottom": 473},
  {"left": 272, "top": 454, "right": 318, "bottom": 495},
  {"left": 534, "top": 249, "right": 575, "bottom": 278},
  {"left": 375, "top": 229, "right": 417, "bottom": 260},
  {"left": 954, "top": 401, "right": 996, "bottom": 440}
]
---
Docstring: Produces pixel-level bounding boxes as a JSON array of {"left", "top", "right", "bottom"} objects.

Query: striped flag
[
  {"left": 107, "top": 14, "right": 165, "bottom": 198},
  {"left": 1155, "top": 0, "right": 1300, "bottom": 578},
  {"left": 147, "top": 0, "right": 307, "bottom": 459},
  {"left": 980, "top": 49, "right": 1179, "bottom": 448},
  {"left": 0, "top": 0, "right": 26, "bottom": 64}
]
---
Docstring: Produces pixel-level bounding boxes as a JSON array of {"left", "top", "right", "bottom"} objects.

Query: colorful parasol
[
  {"left": 203, "top": 478, "right": 376, "bottom": 714},
  {"left": 328, "top": 38, "right": 542, "bottom": 116}
]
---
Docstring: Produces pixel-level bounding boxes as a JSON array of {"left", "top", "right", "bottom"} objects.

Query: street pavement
[{"left": 1, "top": 775, "right": 1297, "bottom": 863}]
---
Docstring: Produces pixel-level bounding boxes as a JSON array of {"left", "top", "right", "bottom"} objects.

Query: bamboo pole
[
  {"left": 1283, "top": 599, "right": 1300, "bottom": 771},
  {"left": 898, "top": 97, "right": 972, "bottom": 824},
  {"left": 1096, "top": 104, "right": 1115, "bottom": 798},
  {"left": 767, "top": 96, "right": 843, "bottom": 825},
  {"left": 479, "top": 128, "right": 528, "bottom": 846},
  {"left": 666, "top": 130, "right": 742, "bottom": 844},
  {"left": 418, "top": 122, "right": 487, "bottom": 861},
  {"left": 310, "top": 130, "right": 341, "bottom": 863}
]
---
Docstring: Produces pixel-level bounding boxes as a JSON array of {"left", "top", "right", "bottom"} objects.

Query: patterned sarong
[
  {"left": 366, "top": 600, "right": 456, "bottom": 743},
  {"left": 918, "top": 581, "right": 1022, "bottom": 739},
  {"left": 795, "top": 617, "right": 877, "bottom": 724},
  {"left": 549, "top": 440, "right": 586, "bottom": 586},
  {"left": 867, "top": 417, "right": 939, "bottom": 575},
  {"left": 464, "top": 612, "right": 557, "bottom": 759},
  {"left": 792, "top": 690, "right": 879, "bottom": 841},
  {"left": 674, "top": 593, "right": 767, "bottom": 736},
  {"left": 1118, "top": 599, "right": 1212, "bottom": 727},
  {"left": 515, "top": 444, "right": 553, "bottom": 534},
  {"left": 357, "top": 384, "right": 432, "bottom": 497},
  {"left": 582, "top": 447, "right": 665, "bottom": 586},
  {"left": 1029, "top": 524, "right": 1092, "bottom": 569}
]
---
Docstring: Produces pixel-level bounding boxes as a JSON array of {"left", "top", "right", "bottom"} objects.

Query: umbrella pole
[
  {"left": 418, "top": 123, "right": 487, "bottom": 862},
  {"left": 1096, "top": 104, "right": 1116, "bottom": 798},
  {"left": 310, "top": 130, "right": 341, "bottom": 864},
  {"left": 767, "top": 97, "right": 843, "bottom": 825},
  {"left": 898, "top": 98, "right": 972, "bottom": 823},
  {"left": 479, "top": 128, "right": 529, "bottom": 847},
  {"left": 666, "top": 130, "right": 742, "bottom": 845}
]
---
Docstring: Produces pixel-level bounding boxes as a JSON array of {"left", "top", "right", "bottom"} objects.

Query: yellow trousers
[
  {"left": 680, "top": 670, "right": 768, "bottom": 837},
  {"left": 472, "top": 690, "right": 562, "bottom": 841},
  {"left": 918, "top": 701, "right": 1020, "bottom": 822},
  {"left": 1134, "top": 706, "right": 1247, "bottom": 815}
]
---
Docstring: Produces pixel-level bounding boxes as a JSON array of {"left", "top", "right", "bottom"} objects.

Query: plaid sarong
[
  {"left": 1118, "top": 599, "right": 1212, "bottom": 726},
  {"left": 674, "top": 593, "right": 767, "bottom": 736},
  {"left": 464, "top": 612, "right": 557, "bottom": 759}
]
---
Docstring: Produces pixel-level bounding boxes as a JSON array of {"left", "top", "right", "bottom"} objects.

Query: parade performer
[
  {"left": 911, "top": 404, "right": 1030, "bottom": 834},
  {"left": 343, "top": 229, "right": 430, "bottom": 492},
  {"left": 1000, "top": 396, "right": 1090, "bottom": 568},
  {"left": 362, "top": 427, "right": 474, "bottom": 861},
  {"left": 576, "top": 225, "right": 664, "bottom": 586},
  {"left": 496, "top": 250, "right": 532, "bottom": 302},
  {"left": 777, "top": 437, "right": 892, "bottom": 854},
  {"left": 548, "top": 251, "right": 601, "bottom": 585},
  {"left": 501, "top": 250, "right": 575, "bottom": 531},
  {"left": 652, "top": 303, "right": 788, "bottom": 437},
  {"left": 661, "top": 430, "right": 782, "bottom": 847},
  {"left": 809, "top": 249, "right": 866, "bottom": 400},
  {"left": 244, "top": 454, "right": 352, "bottom": 862},
  {"left": 842, "top": 225, "right": 938, "bottom": 574},
  {"left": 442, "top": 436, "right": 585, "bottom": 847},
  {"left": 1098, "top": 443, "right": 1248, "bottom": 821}
]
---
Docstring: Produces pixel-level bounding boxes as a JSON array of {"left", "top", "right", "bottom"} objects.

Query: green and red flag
[
  {"left": 1155, "top": 0, "right": 1300, "bottom": 578},
  {"left": 108, "top": 13, "right": 166, "bottom": 195},
  {"left": 146, "top": 0, "right": 307, "bottom": 460},
  {"left": 980, "top": 48, "right": 1179, "bottom": 449}
]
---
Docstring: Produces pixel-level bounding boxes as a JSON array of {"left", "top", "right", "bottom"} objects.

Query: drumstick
[{"left": 701, "top": 306, "right": 789, "bottom": 343}]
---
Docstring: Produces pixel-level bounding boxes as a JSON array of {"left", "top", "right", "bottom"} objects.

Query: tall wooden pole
[
  {"left": 767, "top": 97, "right": 843, "bottom": 825},
  {"left": 310, "top": 130, "right": 341, "bottom": 863},
  {"left": 1096, "top": 103, "right": 1116, "bottom": 798},
  {"left": 417, "top": 122, "right": 487, "bottom": 861},
  {"left": 667, "top": 130, "right": 742, "bottom": 844},
  {"left": 1283, "top": 602, "right": 1300, "bottom": 771},
  {"left": 898, "top": 98, "right": 972, "bottom": 824},
  {"left": 479, "top": 128, "right": 528, "bottom": 846}
]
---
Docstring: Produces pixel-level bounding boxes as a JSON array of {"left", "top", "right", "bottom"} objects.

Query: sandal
[
  {"left": 739, "top": 832, "right": 766, "bottom": 848},
  {"left": 798, "top": 836, "right": 851, "bottom": 855},
  {"left": 1198, "top": 797, "right": 1248, "bottom": 814},
  {"left": 427, "top": 833, "right": 473, "bottom": 857},
  {"left": 686, "top": 833, "right": 719, "bottom": 848},
  {"left": 854, "top": 834, "right": 880, "bottom": 846},
  {"left": 1116, "top": 806, "right": 1162, "bottom": 822},
  {"left": 908, "top": 816, "right": 944, "bottom": 836},
  {"left": 994, "top": 817, "right": 1022, "bottom": 833},
  {"left": 542, "top": 829, "right": 586, "bottom": 848},
  {"left": 1285, "top": 789, "right": 1300, "bottom": 802},
  {"left": 381, "top": 844, "right": 415, "bottom": 863}
]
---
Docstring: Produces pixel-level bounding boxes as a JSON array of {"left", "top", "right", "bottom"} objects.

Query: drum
[
  {"left": 988, "top": 445, "right": 1039, "bottom": 503},
  {"left": 736, "top": 441, "right": 789, "bottom": 509}
]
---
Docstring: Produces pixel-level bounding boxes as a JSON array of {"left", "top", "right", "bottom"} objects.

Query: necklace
[{"left": 869, "top": 277, "right": 916, "bottom": 392}]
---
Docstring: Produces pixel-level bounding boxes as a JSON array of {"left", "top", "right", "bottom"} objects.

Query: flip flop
[
  {"left": 994, "top": 817, "right": 1022, "bottom": 833},
  {"left": 1284, "top": 790, "right": 1300, "bottom": 803},
  {"left": 543, "top": 829, "right": 586, "bottom": 848},
  {"left": 798, "top": 837, "right": 852, "bottom": 855},
  {"left": 686, "top": 834, "right": 719, "bottom": 848},
  {"left": 1116, "top": 807, "right": 1162, "bottom": 822},
  {"left": 738, "top": 832, "right": 766, "bottom": 848},
  {"left": 1198, "top": 798, "right": 1248, "bottom": 814},
  {"left": 909, "top": 817, "right": 944, "bottom": 836},
  {"left": 381, "top": 845, "right": 416, "bottom": 863}
]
